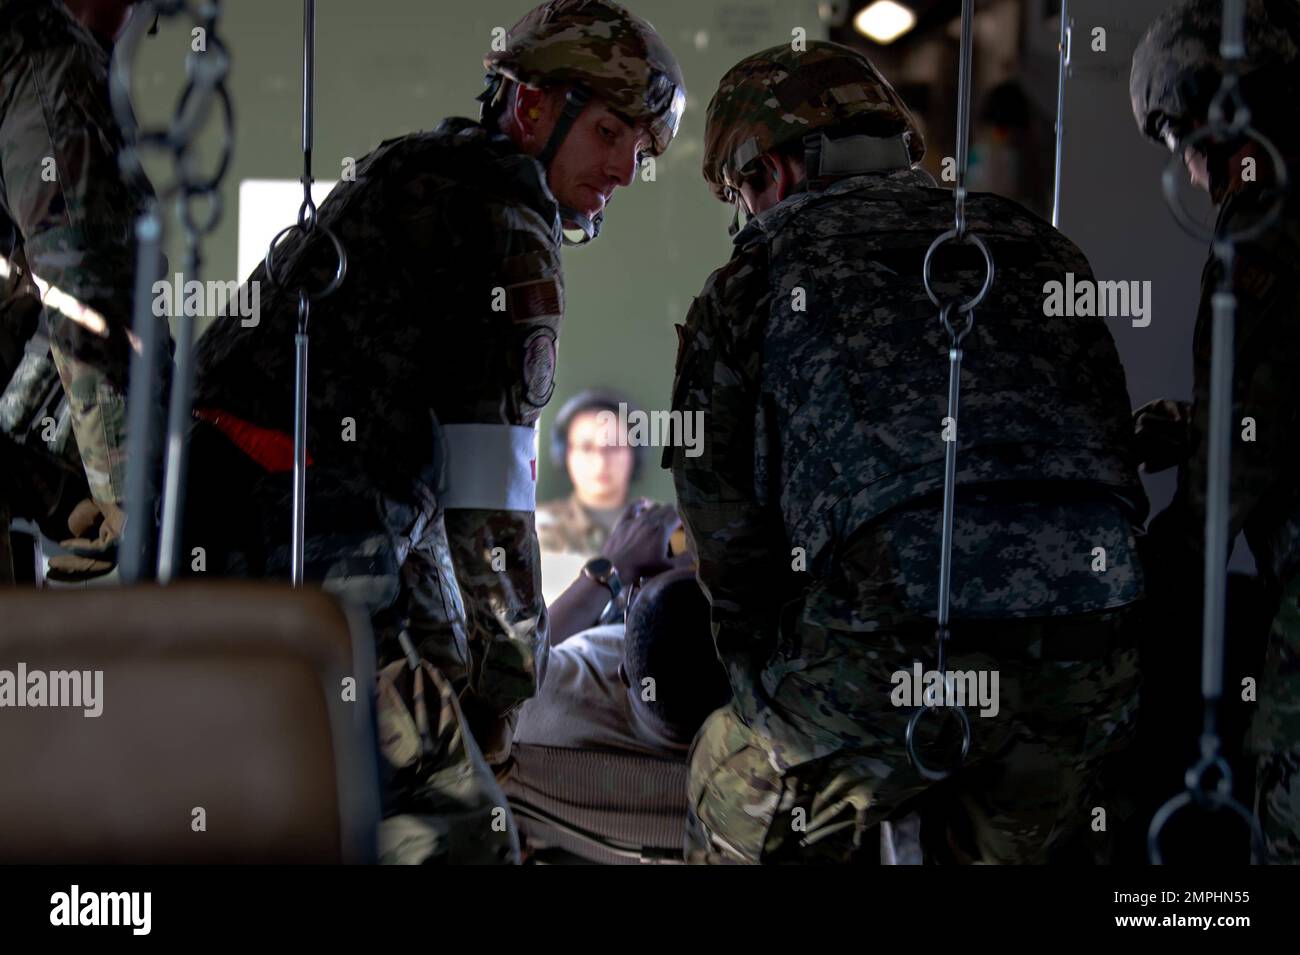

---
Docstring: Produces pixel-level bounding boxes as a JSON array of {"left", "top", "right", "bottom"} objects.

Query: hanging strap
[
  {"left": 904, "top": 0, "right": 993, "bottom": 783},
  {"left": 259, "top": 0, "right": 348, "bottom": 586}
]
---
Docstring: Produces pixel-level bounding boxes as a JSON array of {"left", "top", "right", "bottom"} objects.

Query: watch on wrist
[{"left": 582, "top": 556, "right": 623, "bottom": 602}]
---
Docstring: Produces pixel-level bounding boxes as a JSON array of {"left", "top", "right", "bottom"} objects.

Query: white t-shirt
[{"left": 514, "top": 625, "right": 687, "bottom": 757}]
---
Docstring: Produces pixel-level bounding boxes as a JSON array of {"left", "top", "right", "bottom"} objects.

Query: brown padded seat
[{"left": 0, "top": 582, "right": 379, "bottom": 863}]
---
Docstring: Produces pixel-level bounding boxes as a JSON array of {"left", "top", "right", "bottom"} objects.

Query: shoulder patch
[{"left": 521, "top": 326, "right": 557, "bottom": 407}]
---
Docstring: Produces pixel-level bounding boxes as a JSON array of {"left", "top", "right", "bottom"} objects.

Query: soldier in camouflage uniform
[
  {"left": 186, "top": 0, "right": 684, "bottom": 863},
  {"left": 1130, "top": 0, "right": 1300, "bottom": 864},
  {"left": 0, "top": 0, "right": 164, "bottom": 582},
  {"left": 667, "top": 41, "right": 1149, "bottom": 863}
]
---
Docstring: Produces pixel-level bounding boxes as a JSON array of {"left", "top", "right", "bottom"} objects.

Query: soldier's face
[
  {"left": 566, "top": 410, "right": 634, "bottom": 509},
  {"left": 737, "top": 153, "right": 803, "bottom": 216},
  {"left": 521, "top": 89, "right": 651, "bottom": 223}
]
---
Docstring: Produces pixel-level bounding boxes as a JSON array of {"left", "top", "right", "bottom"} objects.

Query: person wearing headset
[{"left": 538, "top": 389, "right": 644, "bottom": 554}]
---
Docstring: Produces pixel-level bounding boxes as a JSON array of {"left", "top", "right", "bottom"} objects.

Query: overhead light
[{"left": 853, "top": 1, "right": 917, "bottom": 44}]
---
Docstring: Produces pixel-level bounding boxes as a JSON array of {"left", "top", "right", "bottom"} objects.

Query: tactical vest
[
  {"left": 743, "top": 169, "right": 1146, "bottom": 568},
  {"left": 193, "top": 118, "right": 563, "bottom": 512}
]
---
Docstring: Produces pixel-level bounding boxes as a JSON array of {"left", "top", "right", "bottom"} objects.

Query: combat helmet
[
  {"left": 480, "top": 0, "right": 687, "bottom": 244},
  {"left": 703, "top": 41, "right": 925, "bottom": 230},
  {"left": 1130, "top": 0, "right": 1300, "bottom": 153}
]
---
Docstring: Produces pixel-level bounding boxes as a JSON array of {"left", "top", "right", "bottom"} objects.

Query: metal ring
[
  {"left": 264, "top": 222, "right": 347, "bottom": 301},
  {"left": 904, "top": 703, "right": 972, "bottom": 781},
  {"left": 174, "top": 82, "right": 235, "bottom": 194},
  {"left": 922, "top": 229, "right": 995, "bottom": 314},
  {"left": 1161, "top": 121, "right": 1290, "bottom": 244},
  {"left": 1147, "top": 787, "right": 1263, "bottom": 864},
  {"left": 165, "top": 31, "right": 231, "bottom": 152}
]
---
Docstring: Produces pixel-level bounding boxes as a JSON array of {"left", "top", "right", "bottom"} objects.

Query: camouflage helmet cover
[
  {"left": 703, "top": 40, "right": 925, "bottom": 202},
  {"left": 484, "top": 0, "right": 686, "bottom": 155},
  {"left": 1130, "top": 0, "right": 1300, "bottom": 147}
]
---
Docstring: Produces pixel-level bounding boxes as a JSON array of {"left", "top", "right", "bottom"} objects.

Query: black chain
[{"left": 113, "top": 1, "right": 235, "bottom": 583}]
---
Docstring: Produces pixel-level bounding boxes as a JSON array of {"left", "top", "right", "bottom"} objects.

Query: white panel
[{"left": 236, "top": 179, "right": 337, "bottom": 283}]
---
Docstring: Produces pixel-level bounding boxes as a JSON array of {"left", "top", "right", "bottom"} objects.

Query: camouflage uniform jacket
[
  {"left": 194, "top": 117, "right": 563, "bottom": 719},
  {"left": 668, "top": 168, "right": 1148, "bottom": 726},
  {"left": 1154, "top": 183, "right": 1300, "bottom": 587},
  {"left": 0, "top": 0, "right": 158, "bottom": 504},
  {"left": 536, "top": 492, "right": 613, "bottom": 556}
]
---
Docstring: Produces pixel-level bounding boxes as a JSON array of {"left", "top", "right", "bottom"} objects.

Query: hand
[
  {"left": 601, "top": 498, "right": 681, "bottom": 585},
  {"left": 46, "top": 499, "right": 124, "bottom": 582},
  {"left": 1133, "top": 398, "right": 1192, "bottom": 474}
]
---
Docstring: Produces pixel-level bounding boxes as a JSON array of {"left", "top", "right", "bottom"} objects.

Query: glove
[
  {"left": 1132, "top": 398, "right": 1193, "bottom": 474},
  {"left": 46, "top": 499, "right": 124, "bottom": 582}
]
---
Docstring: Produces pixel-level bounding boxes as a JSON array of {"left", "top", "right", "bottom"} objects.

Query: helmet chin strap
[
  {"left": 561, "top": 208, "right": 602, "bottom": 244},
  {"left": 535, "top": 86, "right": 601, "bottom": 246}
]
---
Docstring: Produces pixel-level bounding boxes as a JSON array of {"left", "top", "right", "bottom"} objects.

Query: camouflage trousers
[
  {"left": 1249, "top": 570, "right": 1300, "bottom": 864},
  {"left": 184, "top": 421, "right": 516, "bottom": 864},
  {"left": 687, "top": 610, "right": 1141, "bottom": 864}
]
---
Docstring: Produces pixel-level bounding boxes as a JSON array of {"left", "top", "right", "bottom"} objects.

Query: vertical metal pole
[
  {"left": 292, "top": 317, "right": 309, "bottom": 586},
  {"left": 937, "top": 345, "right": 963, "bottom": 638},
  {"left": 156, "top": 252, "right": 199, "bottom": 582},
  {"left": 935, "top": 0, "right": 978, "bottom": 630},
  {"left": 302, "top": 0, "right": 315, "bottom": 168},
  {"left": 1202, "top": 283, "right": 1235, "bottom": 702},
  {"left": 290, "top": 0, "right": 317, "bottom": 587},
  {"left": 952, "top": 0, "right": 976, "bottom": 235},
  {"left": 119, "top": 210, "right": 165, "bottom": 583},
  {"left": 1220, "top": 0, "right": 1245, "bottom": 59},
  {"left": 1052, "top": 0, "right": 1071, "bottom": 228}
]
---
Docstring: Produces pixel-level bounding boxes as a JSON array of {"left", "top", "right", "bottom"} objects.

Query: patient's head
[{"left": 618, "top": 567, "right": 730, "bottom": 742}]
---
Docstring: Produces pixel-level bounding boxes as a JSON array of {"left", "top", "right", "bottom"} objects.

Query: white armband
[{"left": 439, "top": 423, "right": 538, "bottom": 512}]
